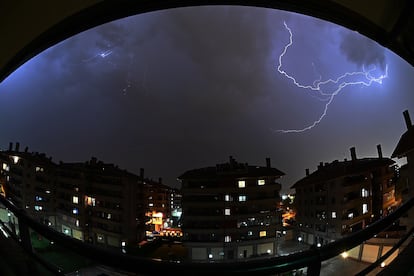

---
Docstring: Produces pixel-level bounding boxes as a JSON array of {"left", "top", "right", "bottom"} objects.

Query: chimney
[
  {"left": 8, "top": 142, "right": 12, "bottom": 151},
  {"left": 159, "top": 177, "right": 162, "bottom": 184},
  {"left": 24, "top": 146, "right": 28, "bottom": 153},
  {"left": 403, "top": 110, "right": 412, "bottom": 130},
  {"left": 140, "top": 168, "right": 144, "bottom": 179},
  {"left": 15, "top": 142, "right": 20, "bottom": 152},
  {"left": 306, "top": 168, "right": 309, "bottom": 176},
  {"left": 350, "top": 147, "right": 357, "bottom": 161},
  {"left": 377, "top": 144, "right": 383, "bottom": 159},
  {"left": 266, "top": 157, "right": 271, "bottom": 168},
  {"left": 317, "top": 162, "right": 323, "bottom": 170}
]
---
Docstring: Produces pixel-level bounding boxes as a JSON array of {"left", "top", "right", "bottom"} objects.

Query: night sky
[{"left": 1, "top": 6, "right": 413, "bottom": 193}]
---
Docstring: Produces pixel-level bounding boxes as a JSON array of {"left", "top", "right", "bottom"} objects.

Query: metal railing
[{"left": 1, "top": 195, "right": 414, "bottom": 275}]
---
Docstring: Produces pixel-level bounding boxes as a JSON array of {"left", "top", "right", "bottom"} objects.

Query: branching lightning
[{"left": 275, "top": 21, "right": 388, "bottom": 133}]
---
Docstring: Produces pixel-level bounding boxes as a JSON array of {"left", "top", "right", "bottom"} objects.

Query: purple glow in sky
[{"left": 0, "top": 6, "right": 413, "bottom": 193}]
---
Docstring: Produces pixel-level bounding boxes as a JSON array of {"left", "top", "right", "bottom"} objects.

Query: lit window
[
  {"left": 97, "top": 234, "right": 104, "bottom": 243},
  {"left": 225, "top": 235, "right": 231, "bottom": 242},
  {"left": 35, "top": 196, "right": 43, "bottom": 202},
  {"left": 121, "top": 241, "right": 126, "bottom": 247},
  {"left": 348, "top": 212, "right": 353, "bottom": 219},
  {"left": 149, "top": 203, "right": 153, "bottom": 207},
  {"left": 72, "top": 196, "right": 79, "bottom": 204},
  {"left": 225, "top": 208, "right": 231, "bottom": 216},
  {"left": 248, "top": 231, "right": 253, "bottom": 236},
  {"left": 331, "top": 211, "right": 336, "bottom": 219},
  {"left": 363, "top": 204, "right": 368, "bottom": 214},
  {"left": 225, "top": 194, "right": 231, "bottom": 201},
  {"left": 11, "top": 156, "right": 20, "bottom": 164},
  {"left": 45, "top": 190, "right": 51, "bottom": 194},
  {"left": 72, "top": 208, "right": 79, "bottom": 215},
  {"left": 85, "top": 196, "right": 96, "bottom": 206},
  {"left": 2, "top": 163, "right": 9, "bottom": 171},
  {"left": 34, "top": 205, "right": 43, "bottom": 211},
  {"left": 239, "top": 195, "right": 247, "bottom": 202},
  {"left": 35, "top": 166, "right": 44, "bottom": 172},
  {"left": 238, "top": 180, "right": 245, "bottom": 188},
  {"left": 361, "top": 188, "right": 369, "bottom": 198},
  {"left": 259, "top": 231, "right": 267, "bottom": 237},
  {"left": 76, "top": 220, "right": 80, "bottom": 227},
  {"left": 258, "top": 179, "right": 265, "bottom": 186},
  {"left": 107, "top": 213, "right": 112, "bottom": 219}
]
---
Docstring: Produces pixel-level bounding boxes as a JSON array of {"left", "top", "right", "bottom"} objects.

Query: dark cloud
[
  {"left": 158, "top": 7, "right": 281, "bottom": 102},
  {"left": 339, "top": 31, "right": 386, "bottom": 70}
]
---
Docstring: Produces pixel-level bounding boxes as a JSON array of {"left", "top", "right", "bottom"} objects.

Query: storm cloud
[
  {"left": 339, "top": 30, "right": 387, "bottom": 70},
  {"left": 0, "top": 6, "right": 413, "bottom": 192}
]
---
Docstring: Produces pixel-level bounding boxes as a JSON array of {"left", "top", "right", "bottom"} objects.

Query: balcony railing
[{"left": 1, "top": 195, "right": 414, "bottom": 275}]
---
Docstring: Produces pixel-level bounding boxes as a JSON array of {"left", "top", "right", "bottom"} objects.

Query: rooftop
[
  {"left": 178, "top": 156, "right": 285, "bottom": 179},
  {"left": 292, "top": 157, "right": 394, "bottom": 189}
]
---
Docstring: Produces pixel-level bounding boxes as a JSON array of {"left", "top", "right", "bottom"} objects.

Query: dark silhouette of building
[
  {"left": 178, "top": 156, "right": 284, "bottom": 262},
  {"left": 393, "top": 110, "right": 414, "bottom": 230},
  {"left": 56, "top": 157, "right": 144, "bottom": 247},
  {"left": 0, "top": 144, "right": 179, "bottom": 249},
  {"left": 292, "top": 146, "right": 397, "bottom": 246}
]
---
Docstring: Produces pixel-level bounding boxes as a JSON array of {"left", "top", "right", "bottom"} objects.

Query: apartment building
[
  {"left": 1, "top": 143, "right": 57, "bottom": 225},
  {"left": 179, "top": 156, "right": 284, "bottom": 262},
  {"left": 55, "top": 157, "right": 145, "bottom": 247},
  {"left": 0, "top": 144, "right": 169, "bottom": 248},
  {"left": 141, "top": 172, "right": 182, "bottom": 237},
  {"left": 292, "top": 145, "right": 399, "bottom": 246},
  {"left": 292, "top": 145, "right": 397, "bottom": 246},
  {"left": 392, "top": 110, "right": 414, "bottom": 229}
]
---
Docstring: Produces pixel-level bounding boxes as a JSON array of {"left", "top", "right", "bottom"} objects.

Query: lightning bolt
[
  {"left": 274, "top": 21, "right": 388, "bottom": 133},
  {"left": 82, "top": 49, "right": 113, "bottom": 62}
]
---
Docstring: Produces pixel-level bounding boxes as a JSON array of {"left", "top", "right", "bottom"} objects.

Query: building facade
[
  {"left": 292, "top": 146, "right": 397, "bottom": 246},
  {"left": 392, "top": 110, "right": 414, "bottom": 230},
  {"left": 142, "top": 173, "right": 182, "bottom": 238},
  {"left": 179, "top": 156, "right": 284, "bottom": 262},
  {"left": 2, "top": 143, "right": 57, "bottom": 226},
  {"left": 55, "top": 157, "right": 144, "bottom": 247},
  {"left": 0, "top": 144, "right": 178, "bottom": 249}
]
